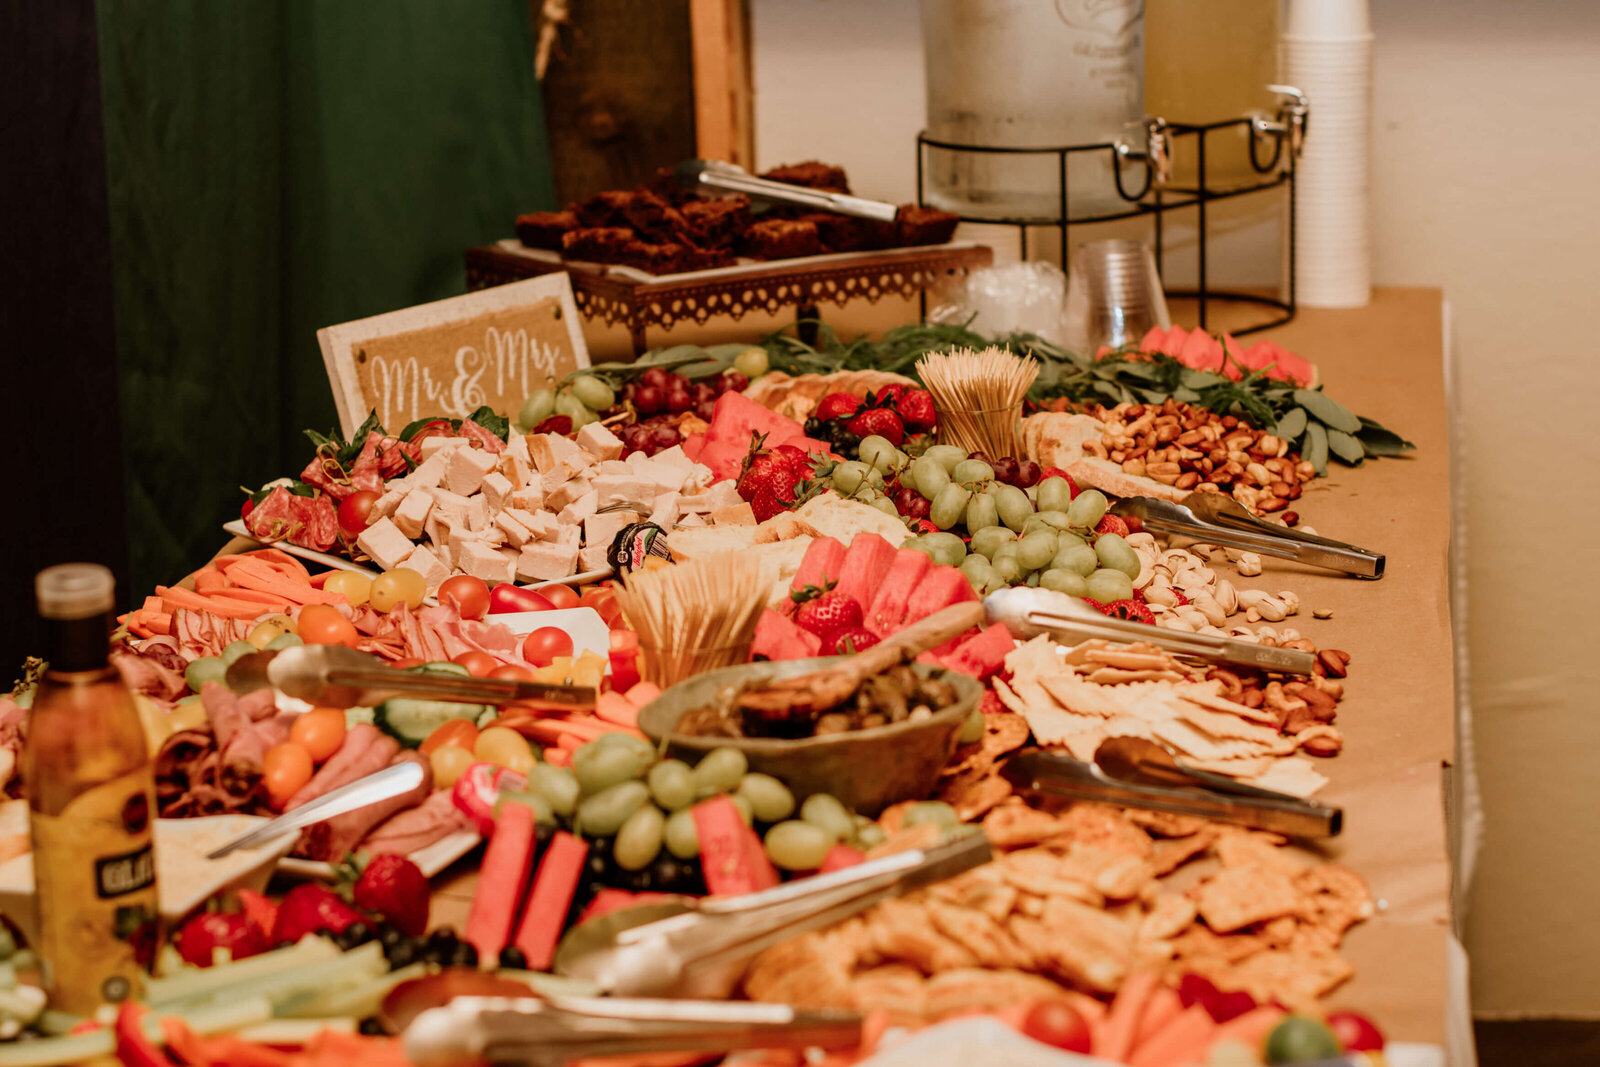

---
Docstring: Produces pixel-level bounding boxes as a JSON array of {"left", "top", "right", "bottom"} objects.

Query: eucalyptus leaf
[
  {"left": 1181, "top": 368, "right": 1229, "bottom": 389},
  {"left": 1292, "top": 388, "right": 1361, "bottom": 433},
  {"left": 1304, "top": 421, "right": 1329, "bottom": 475},
  {"left": 1355, "top": 424, "right": 1417, "bottom": 456},
  {"left": 1274, "top": 406, "right": 1309, "bottom": 442},
  {"left": 1172, "top": 386, "right": 1201, "bottom": 403},
  {"left": 1325, "top": 427, "right": 1366, "bottom": 465}
]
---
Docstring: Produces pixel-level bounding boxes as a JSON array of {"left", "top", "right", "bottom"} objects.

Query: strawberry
[
  {"left": 847, "top": 407, "right": 905, "bottom": 446},
  {"left": 792, "top": 587, "right": 864, "bottom": 646},
  {"left": 829, "top": 627, "right": 879, "bottom": 655},
  {"left": 773, "top": 443, "right": 815, "bottom": 478},
  {"left": 352, "top": 853, "right": 431, "bottom": 936},
  {"left": 1123, "top": 514, "right": 1144, "bottom": 534},
  {"left": 736, "top": 433, "right": 806, "bottom": 522},
  {"left": 272, "top": 883, "right": 364, "bottom": 943},
  {"left": 895, "top": 389, "right": 938, "bottom": 432},
  {"left": 174, "top": 912, "right": 268, "bottom": 968},
  {"left": 815, "top": 393, "right": 863, "bottom": 421},
  {"left": 1101, "top": 598, "right": 1154, "bottom": 623},
  {"left": 873, "top": 384, "right": 911, "bottom": 405},
  {"left": 1094, "top": 514, "right": 1129, "bottom": 538},
  {"left": 907, "top": 517, "right": 939, "bottom": 534},
  {"left": 235, "top": 888, "right": 279, "bottom": 942}
]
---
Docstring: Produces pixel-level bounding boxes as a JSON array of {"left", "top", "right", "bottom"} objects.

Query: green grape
[
  {"left": 266, "top": 632, "right": 303, "bottom": 651},
  {"left": 1094, "top": 532, "right": 1142, "bottom": 580},
  {"left": 969, "top": 526, "right": 1016, "bottom": 559},
  {"left": 575, "top": 781, "right": 650, "bottom": 836},
  {"left": 865, "top": 468, "right": 887, "bottom": 491},
  {"left": 982, "top": 573, "right": 1010, "bottom": 595},
  {"left": 799, "top": 793, "right": 855, "bottom": 842},
  {"left": 922, "top": 445, "right": 967, "bottom": 473},
  {"left": 1053, "top": 529, "right": 1088, "bottom": 550},
  {"left": 613, "top": 804, "right": 666, "bottom": 870},
  {"left": 958, "top": 707, "right": 984, "bottom": 744},
  {"left": 965, "top": 491, "right": 1000, "bottom": 532},
  {"left": 526, "top": 763, "right": 580, "bottom": 817},
  {"left": 904, "top": 537, "right": 937, "bottom": 561},
  {"left": 1016, "top": 531, "right": 1058, "bottom": 570},
  {"left": 517, "top": 389, "right": 556, "bottom": 430},
  {"left": 1054, "top": 543, "right": 1101, "bottom": 577},
  {"left": 854, "top": 822, "right": 887, "bottom": 850},
  {"left": 859, "top": 436, "right": 899, "bottom": 472},
  {"left": 992, "top": 484, "right": 1034, "bottom": 532},
  {"left": 554, "top": 391, "right": 589, "bottom": 424},
  {"left": 220, "top": 641, "right": 256, "bottom": 668},
  {"left": 736, "top": 773, "right": 796, "bottom": 822},
  {"left": 925, "top": 533, "right": 968, "bottom": 568},
  {"left": 911, "top": 456, "right": 950, "bottom": 500},
  {"left": 992, "top": 554, "right": 1023, "bottom": 584},
  {"left": 1039, "top": 568, "right": 1089, "bottom": 596},
  {"left": 729, "top": 793, "right": 755, "bottom": 825},
  {"left": 1035, "top": 476, "right": 1074, "bottom": 513},
  {"left": 1066, "top": 489, "right": 1110, "bottom": 530},
  {"left": 902, "top": 801, "right": 960, "bottom": 831},
  {"left": 733, "top": 347, "right": 770, "bottom": 380},
  {"left": 499, "top": 790, "right": 555, "bottom": 825},
  {"left": 960, "top": 556, "right": 996, "bottom": 591},
  {"left": 647, "top": 759, "right": 696, "bottom": 811},
  {"left": 1028, "top": 510, "right": 1074, "bottom": 531},
  {"left": 569, "top": 374, "right": 615, "bottom": 411},
  {"left": 693, "top": 747, "right": 749, "bottom": 795},
  {"left": 764, "top": 821, "right": 833, "bottom": 871},
  {"left": 892, "top": 450, "right": 911, "bottom": 470},
  {"left": 870, "top": 497, "right": 899, "bottom": 517},
  {"left": 664, "top": 808, "right": 700, "bottom": 858},
  {"left": 952, "top": 458, "right": 995, "bottom": 485},
  {"left": 1025, "top": 571, "right": 1041, "bottom": 587},
  {"left": 1086, "top": 567, "right": 1134, "bottom": 603},
  {"left": 184, "top": 656, "right": 227, "bottom": 692},
  {"left": 832, "top": 460, "right": 870, "bottom": 495},
  {"left": 930, "top": 484, "right": 973, "bottom": 530},
  {"left": 572, "top": 741, "right": 654, "bottom": 795}
]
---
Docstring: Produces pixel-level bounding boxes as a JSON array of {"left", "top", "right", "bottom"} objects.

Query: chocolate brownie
[
  {"left": 677, "top": 245, "right": 738, "bottom": 272},
  {"left": 895, "top": 205, "right": 960, "bottom": 246},
  {"left": 514, "top": 210, "right": 578, "bottom": 251},
  {"left": 561, "top": 227, "right": 636, "bottom": 262},
  {"left": 740, "top": 218, "right": 824, "bottom": 260},
  {"left": 680, "top": 196, "right": 753, "bottom": 250},
  {"left": 760, "top": 161, "right": 851, "bottom": 195},
  {"left": 621, "top": 190, "right": 695, "bottom": 245},
  {"left": 804, "top": 213, "right": 898, "bottom": 253},
  {"left": 573, "top": 190, "right": 635, "bottom": 228},
  {"left": 610, "top": 238, "right": 689, "bottom": 275}
]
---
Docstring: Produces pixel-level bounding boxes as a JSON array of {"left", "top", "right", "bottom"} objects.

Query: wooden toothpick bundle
[
  {"left": 613, "top": 555, "right": 769, "bottom": 686},
  {"left": 916, "top": 345, "right": 1039, "bottom": 459}
]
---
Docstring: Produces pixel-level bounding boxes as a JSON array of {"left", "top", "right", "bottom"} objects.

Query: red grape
[
  {"left": 690, "top": 381, "right": 716, "bottom": 404},
  {"left": 992, "top": 456, "right": 1020, "bottom": 485},
  {"left": 1016, "top": 459, "right": 1042, "bottom": 487},
  {"left": 634, "top": 385, "right": 665, "bottom": 414},
  {"left": 720, "top": 370, "right": 749, "bottom": 394},
  {"left": 665, "top": 384, "right": 692, "bottom": 413},
  {"left": 651, "top": 425, "right": 682, "bottom": 450},
  {"left": 695, "top": 399, "right": 717, "bottom": 421},
  {"left": 968, "top": 451, "right": 992, "bottom": 465},
  {"left": 892, "top": 487, "right": 931, "bottom": 519},
  {"left": 640, "top": 367, "right": 670, "bottom": 390}
]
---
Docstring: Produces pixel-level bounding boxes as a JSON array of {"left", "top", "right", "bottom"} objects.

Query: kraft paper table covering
[{"left": 426, "top": 288, "right": 1459, "bottom": 1045}]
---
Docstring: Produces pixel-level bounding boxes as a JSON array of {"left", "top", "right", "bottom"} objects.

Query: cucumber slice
[
  {"left": 411, "top": 661, "right": 470, "bottom": 676},
  {"left": 375, "top": 698, "right": 489, "bottom": 748}
]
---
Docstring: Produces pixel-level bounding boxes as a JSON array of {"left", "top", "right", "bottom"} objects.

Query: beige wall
[{"left": 751, "top": 0, "right": 1600, "bottom": 1017}]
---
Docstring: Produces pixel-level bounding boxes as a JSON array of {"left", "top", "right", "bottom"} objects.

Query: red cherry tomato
[
  {"left": 489, "top": 664, "right": 538, "bottom": 683},
  {"left": 453, "top": 651, "right": 500, "bottom": 677},
  {"left": 1325, "top": 1011, "right": 1385, "bottom": 1052},
  {"left": 438, "top": 575, "right": 491, "bottom": 620},
  {"left": 488, "top": 584, "right": 555, "bottom": 615},
  {"left": 522, "top": 626, "right": 574, "bottom": 667},
  {"left": 241, "top": 498, "right": 256, "bottom": 520},
  {"left": 297, "top": 604, "right": 359, "bottom": 647},
  {"left": 1018, "top": 1000, "right": 1092, "bottom": 1054},
  {"left": 577, "top": 586, "right": 614, "bottom": 611},
  {"left": 391, "top": 656, "right": 424, "bottom": 670},
  {"left": 540, "top": 584, "right": 580, "bottom": 611},
  {"left": 336, "top": 490, "right": 380, "bottom": 539}
]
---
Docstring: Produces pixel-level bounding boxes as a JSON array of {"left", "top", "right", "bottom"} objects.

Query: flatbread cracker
[
  {"left": 1176, "top": 702, "right": 1285, "bottom": 745},
  {"left": 1245, "top": 757, "right": 1329, "bottom": 798}
]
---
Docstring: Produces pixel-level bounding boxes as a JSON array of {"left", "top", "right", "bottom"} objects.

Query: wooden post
[{"left": 689, "top": 0, "right": 754, "bottom": 168}]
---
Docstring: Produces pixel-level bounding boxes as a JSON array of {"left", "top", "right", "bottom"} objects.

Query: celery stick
[
  {"left": 282, "top": 962, "right": 428, "bottom": 1020},
  {"left": 0, "top": 994, "right": 271, "bottom": 1067},
  {"left": 236, "top": 1017, "right": 355, "bottom": 1043},
  {"left": 175, "top": 941, "right": 385, "bottom": 1015},
  {"left": 145, "top": 936, "right": 340, "bottom": 1005},
  {"left": 33, "top": 1010, "right": 82, "bottom": 1036}
]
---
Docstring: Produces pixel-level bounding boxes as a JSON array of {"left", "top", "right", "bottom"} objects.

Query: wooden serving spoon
[{"left": 735, "top": 601, "right": 984, "bottom": 720}]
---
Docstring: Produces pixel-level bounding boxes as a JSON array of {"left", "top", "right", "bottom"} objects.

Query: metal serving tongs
[
  {"left": 405, "top": 994, "right": 862, "bottom": 1067},
  {"left": 1111, "top": 495, "right": 1385, "bottom": 579},
  {"left": 226, "top": 644, "right": 596, "bottom": 712},
  {"left": 554, "top": 831, "right": 992, "bottom": 997},
  {"left": 676, "top": 159, "right": 900, "bottom": 222},
  {"left": 1003, "top": 737, "right": 1341, "bottom": 838},
  {"left": 983, "top": 587, "right": 1317, "bottom": 676}
]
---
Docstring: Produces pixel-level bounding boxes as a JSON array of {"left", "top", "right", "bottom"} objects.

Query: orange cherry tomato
[
  {"left": 262, "top": 742, "right": 314, "bottom": 808},
  {"left": 391, "top": 656, "right": 424, "bottom": 670},
  {"left": 540, "top": 585, "right": 580, "bottom": 611},
  {"left": 289, "top": 707, "right": 347, "bottom": 763},
  {"left": 489, "top": 664, "right": 538, "bottom": 683},
  {"left": 522, "top": 626, "right": 574, "bottom": 667},
  {"left": 297, "top": 604, "right": 359, "bottom": 647},
  {"left": 438, "top": 575, "right": 491, "bottom": 620},
  {"left": 453, "top": 650, "right": 500, "bottom": 677},
  {"left": 418, "top": 718, "right": 481, "bottom": 757}
]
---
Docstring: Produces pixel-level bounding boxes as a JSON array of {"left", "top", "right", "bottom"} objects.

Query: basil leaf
[
  {"left": 1182, "top": 368, "right": 1228, "bottom": 389},
  {"left": 465, "top": 405, "right": 510, "bottom": 441},
  {"left": 1292, "top": 388, "right": 1361, "bottom": 433}
]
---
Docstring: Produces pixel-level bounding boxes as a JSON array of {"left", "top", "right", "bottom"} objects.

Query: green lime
[{"left": 1263, "top": 1015, "right": 1343, "bottom": 1064}]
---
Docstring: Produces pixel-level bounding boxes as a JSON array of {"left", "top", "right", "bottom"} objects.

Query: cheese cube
[
  {"left": 592, "top": 473, "right": 657, "bottom": 509},
  {"left": 392, "top": 488, "right": 435, "bottom": 539},
  {"left": 506, "top": 507, "right": 558, "bottom": 542},
  {"left": 554, "top": 523, "right": 582, "bottom": 550},
  {"left": 499, "top": 450, "right": 533, "bottom": 490},
  {"left": 355, "top": 517, "right": 416, "bottom": 572},
  {"left": 584, "top": 509, "right": 640, "bottom": 549},
  {"left": 647, "top": 492, "right": 680, "bottom": 529},
  {"left": 642, "top": 460, "right": 687, "bottom": 493},
  {"left": 684, "top": 462, "right": 715, "bottom": 492},
  {"left": 576, "top": 421, "right": 624, "bottom": 461},
  {"left": 506, "top": 431, "right": 532, "bottom": 468},
  {"left": 419, "top": 435, "right": 469, "bottom": 462},
  {"left": 403, "top": 544, "right": 450, "bottom": 593},
  {"left": 508, "top": 485, "right": 545, "bottom": 511},
  {"left": 527, "top": 433, "right": 583, "bottom": 473},
  {"left": 545, "top": 475, "right": 593, "bottom": 512},
  {"left": 650, "top": 445, "right": 695, "bottom": 476},
  {"left": 710, "top": 502, "right": 757, "bottom": 526},
  {"left": 446, "top": 446, "right": 499, "bottom": 497},
  {"left": 579, "top": 542, "right": 613, "bottom": 573},
  {"left": 558, "top": 489, "right": 600, "bottom": 526},
  {"left": 456, "top": 540, "right": 516, "bottom": 584},
  {"left": 480, "top": 471, "right": 514, "bottom": 513},
  {"left": 428, "top": 487, "right": 472, "bottom": 528},
  {"left": 495, "top": 510, "right": 533, "bottom": 547},
  {"left": 465, "top": 494, "right": 491, "bottom": 531},
  {"left": 596, "top": 460, "right": 633, "bottom": 476},
  {"left": 517, "top": 540, "right": 580, "bottom": 582},
  {"left": 541, "top": 454, "right": 594, "bottom": 493},
  {"left": 369, "top": 486, "right": 406, "bottom": 523},
  {"left": 676, "top": 511, "right": 707, "bottom": 528},
  {"left": 404, "top": 451, "right": 451, "bottom": 491},
  {"left": 704, "top": 481, "right": 744, "bottom": 510},
  {"left": 424, "top": 512, "right": 449, "bottom": 553}
]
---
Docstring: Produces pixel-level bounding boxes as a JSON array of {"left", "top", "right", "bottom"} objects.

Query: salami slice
[
  {"left": 244, "top": 486, "right": 300, "bottom": 542},
  {"left": 300, "top": 450, "right": 355, "bottom": 501},
  {"left": 288, "top": 493, "right": 339, "bottom": 551},
  {"left": 346, "top": 433, "right": 388, "bottom": 495},
  {"left": 458, "top": 418, "right": 507, "bottom": 454}
]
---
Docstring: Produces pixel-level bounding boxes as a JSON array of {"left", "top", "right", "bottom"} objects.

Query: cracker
[
  {"left": 1213, "top": 829, "right": 1305, "bottom": 876},
  {"left": 1176, "top": 702, "right": 1285, "bottom": 744},
  {"left": 1125, "top": 809, "right": 1212, "bottom": 838},
  {"left": 1085, "top": 666, "right": 1187, "bottom": 684},
  {"left": 1139, "top": 894, "right": 1199, "bottom": 942},
  {"left": 1154, "top": 718, "right": 1275, "bottom": 762},
  {"left": 1194, "top": 867, "right": 1305, "bottom": 933},
  {"left": 1245, "top": 756, "right": 1329, "bottom": 798},
  {"left": 1149, "top": 827, "right": 1219, "bottom": 875},
  {"left": 1176, "top": 680, "right": 1280, "bottom": 726}
]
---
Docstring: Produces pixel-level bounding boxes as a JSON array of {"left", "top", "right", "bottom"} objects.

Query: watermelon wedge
[
  {"left": 751, "top": 609, "right": 821, "bottom": 661},
  {"left": 903, "top": 566, "right": 979, "bottom": 625},
  {"left": 681, "top": 434, "right": 706, "bottom": 462},
  {"left": 1156, "top": 325, "right": 1189, "bottom": 358},
  {"left": 694, "top": 796, "right": 779, "bottom": 896},
  {"left": 1138, "top": 326, "right": 1169, "bottom": 353},
  {"left": 702, "top": 392, "right": 804, "bottom": 451},
  {"left": 1177, "top": 329, "right": 1222, "bottom": 373},
  {"left": 465, "top": 803, "right": 538, "bottom": 963},
  {"left": 834, "top": 533, "right": 898, "bottom": 612},
  {"left": 791, "top": 537, "right": 846, "bottom": 594},
  {"left": 865, "top": 549, "right": 933, "bottom": 636},
  {"left": 938, "top": 622, "right": 1016, "bottom": 681},
  {"left": 512, "top": 830, "right": 588, "bottom": 970}
]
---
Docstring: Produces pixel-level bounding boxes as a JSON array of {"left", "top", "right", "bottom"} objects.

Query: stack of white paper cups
[{"left": 1282, "top": 0, "right": 1372, "bottom": 307}]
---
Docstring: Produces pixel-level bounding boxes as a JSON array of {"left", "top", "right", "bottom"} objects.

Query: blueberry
[
  {"left": 359, "top": 1018, "right": 388, "bottom": 1036},
  {"left": 344, "top": 922, "right": 371, "bottom": 945},
  {"left": 499, "top": 946, "right": 528, "bottom": 971},
  {"left": 386, "top": 939, "right": 418, "bottom": 968},
  {"left": 377, "top": 921, "right": 404, "bottom": 949},
  {"left": 450, "top": 941, "right": 480, "bottom": 968},
  {"left": 426, "top": 927, "right": 460, "bottom": 955}
]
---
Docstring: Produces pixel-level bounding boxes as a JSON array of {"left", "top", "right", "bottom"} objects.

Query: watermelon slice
[
  {"left": 939, "top": 622, "right": 1016, "bottom": 681},
  {"left": 1177, "top": 329, "right": 1222, "bottom": 373},
  {"left": 694, "top": 796, "right": 779, "bottom": 896},
  {"left": 512, "top": 830, "right": 589, "bottom": 970},
  {"left": 903, "top": 565, "right": 979, "bottom": 625},
  {"left": 1138, "top": 326, "right": 1169, "bottom": 353},
  {"left": 865, "top": 548, "right": 933, "bottom": 636},
  {"left": 791, "top": 537, "right": 846, "bottom": 594},
  {"left": 751, "top": 609, "right": 821, "bottom": 661},
  {"left": 464, "top": 802, "right": 539, "bottom": 963},
  {"left": 702, "top": 392, "right": 804, "bottom": 451},
  {"left": 681, "top": 434, "right": 706, "bottom": 462},
  {"left": 820, "top": 844, "right": 866, "bottom": 873},
  {"left": 1157, "top": 325, "right": 1189, "bottom": 358},
  {"left": 833, "top": 533, "right": 898, "bottom": 612}
]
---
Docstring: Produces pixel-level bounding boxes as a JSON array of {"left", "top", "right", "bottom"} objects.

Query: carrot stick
[
  {"left": 1127, "top": 1003, "right": 1216, "bottom": 1067},
  {"left": 556, "top": 733, "right": 585, "bottom": 752},
  {"left": 160, "top": 1017, "right": 215, "bottom": 1067},
  {"left": 594, "top": 696, "right": 640, "bottom": 728},
  {"left": 1132, "top": 986, "right": 1183, "bottom": 1050},
  {"left": 1095, "top": 970, "right": 1161, "bottom": 1062},
  {"left": 155, "top": 586, "right": 274, "bottom": 621},
  {"left": 226, "top": 558, "right": 344, "bottom": 605},
  {"left": 214, "top": 588, "right": 296, "bottom": 609}
]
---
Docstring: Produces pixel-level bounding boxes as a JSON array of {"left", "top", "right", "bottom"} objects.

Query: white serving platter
[{"left": 275, "top": 829, "right": 481, "bottom": 882}]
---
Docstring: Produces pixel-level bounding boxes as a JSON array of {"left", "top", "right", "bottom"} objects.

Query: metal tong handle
[
  {"left": 205, "top": 760, "right": 426, "bottom": 859},
  {"left": 1004, "top": 751, "right": 1339, "bottom": 838},
  {"left": 1025, "top": 608, "right": 1316, "bottom": 675},
  {"left": 1123, "top": 499, "right": 1383, "bottom": 579},
  {"left": 405, "top": 995, "right": 861, "bottom": 1067},
  {"left": 321, "top": 665, "right": 596, "bottom": 708},
  {"left": 681, "top": 160, "right": 900, "bottom": 222}
]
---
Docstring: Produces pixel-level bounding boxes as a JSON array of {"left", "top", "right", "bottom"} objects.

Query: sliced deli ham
[
  {"left": 359, "top": 786, "right": 471, "bottom": 857},
  {"left": 297, "top": 751, "right": 434, "bottom": 862},
  {"left": 284, "top": 723, "right": 399, "bottom": 811}
]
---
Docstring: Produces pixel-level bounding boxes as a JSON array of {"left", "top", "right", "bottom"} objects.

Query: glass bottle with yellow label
[{"left": 26, "top": 563, "right": 159, "bottom": 1013}]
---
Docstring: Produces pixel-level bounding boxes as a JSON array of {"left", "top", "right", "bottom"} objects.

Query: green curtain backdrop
[{"left": 96, "top": 0, "right": 554, "bottom": 598}]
